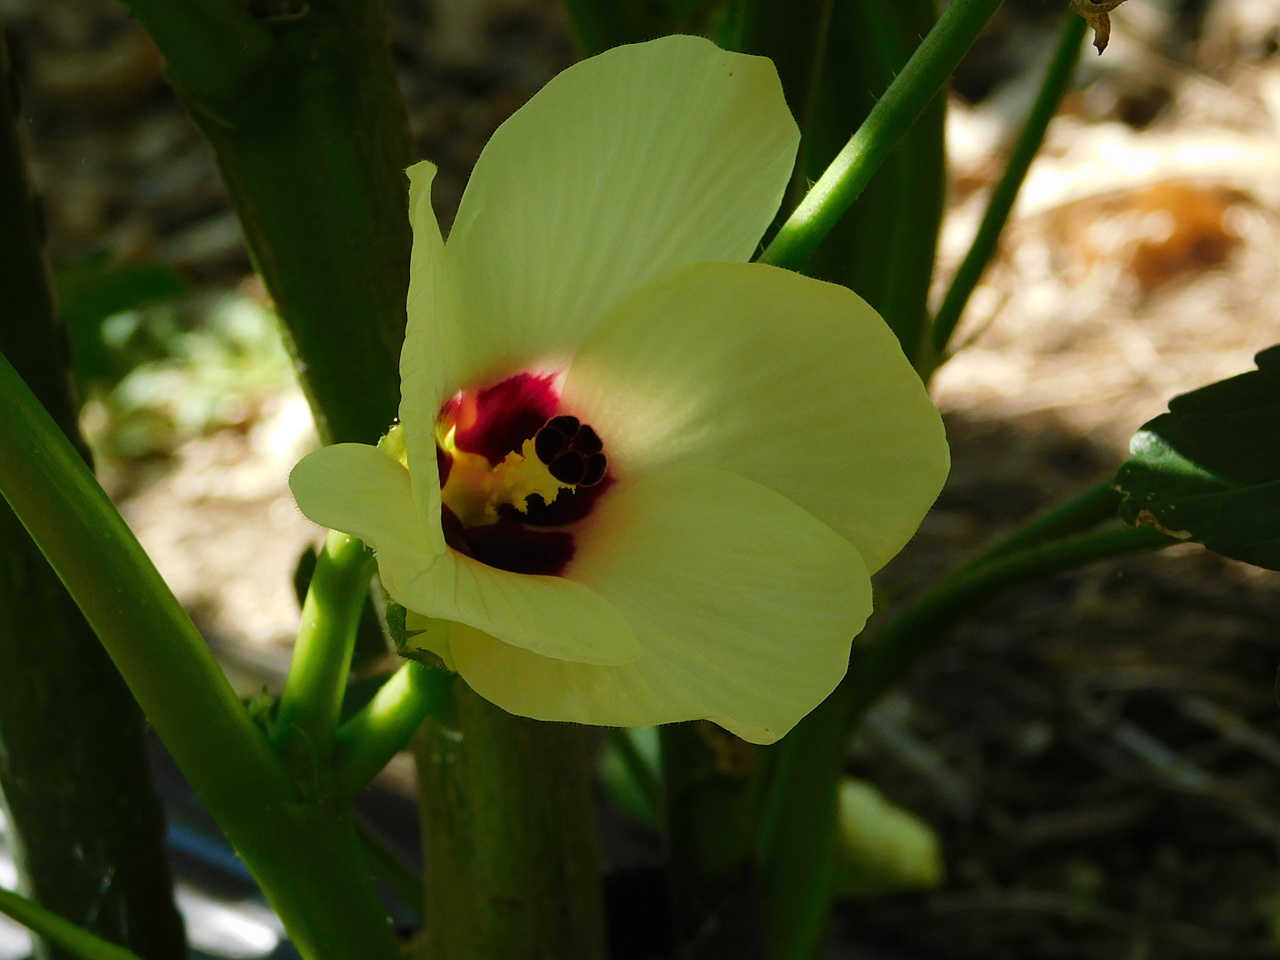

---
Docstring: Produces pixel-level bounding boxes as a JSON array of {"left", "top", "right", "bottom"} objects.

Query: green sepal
[
  {"left": 1115, "top": 345, "right": 1280, "bottom": 570},
  {"left": 385, "top": 599, "right": 447, "bottom": 672},
  {"left": 385, "top": 598, "right": 410, "bottom": 649}
]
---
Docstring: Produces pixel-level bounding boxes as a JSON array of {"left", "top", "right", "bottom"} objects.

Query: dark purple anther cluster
[{"left": 534, "top": 415, "right": 608, "bottom": 487}]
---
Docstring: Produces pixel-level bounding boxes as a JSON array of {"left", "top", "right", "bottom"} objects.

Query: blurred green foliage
[{"left": 56, "top": 257, "right": 300, "bottom": 459}]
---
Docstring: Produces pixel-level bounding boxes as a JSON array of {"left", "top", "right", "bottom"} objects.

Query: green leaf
[
  {"left": 1115, "top": 345, "right": 1280, "bottom": 570},
  {"left": 0, "top": 885, "right": 145, "bottom": 960}
]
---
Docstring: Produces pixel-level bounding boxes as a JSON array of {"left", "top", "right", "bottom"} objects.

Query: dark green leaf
[{"left": 1115, "top": 345, "right": 1280, "bottom": 570}]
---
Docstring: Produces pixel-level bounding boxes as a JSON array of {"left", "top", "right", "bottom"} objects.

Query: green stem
[
  {"left": 930, "top": 12, "right": 1087, "bottom": 362},
  {"left": 854, "top": 0, "right": 947, "bottom": 369},
  {"left": 968, "top": 479, "right": 1123, "bottom": 567},
  {"left": 355, "top": 814, "right": 425, "bottom": 916},
  {"left": 0, "top": 887, "right": 143, "bottom": 960},
  {"left": 274, "top": 530, "right": 373, "bottom": 784},
  {"left": 221, "top": 807, "right": 402, "bottom": 959},
  {"left": 132, "top": 0, "right": 414, "bottom": 445},
  {"left": 757, "top": 696, "right": 843, "bottom": 960},
  {"left": 114, "top": 0, "right": 272, "bottom": 108},
  {"left": 0, "top": 22, "right": 185, "bottom": 960},
  {"left": 758, "top": 0, "right": 1005, "bottom": 272},
  {"left": 760, "top": 523, "right": 1175, "bottom": 960},
  {"left": 659, "top": 723, "right": 764, "bottom": 941},
  {"left": 0, "top": 350, "right": 288, "bottom": 852},
  {"left": 413, "top": 677, "right": 606, "bottom": 960},
  {"left": 0, "top": 354, "right": 399, "bottom": 959},
  {"left": 334, "top": 661, "right": 449, "bottom": 799}
]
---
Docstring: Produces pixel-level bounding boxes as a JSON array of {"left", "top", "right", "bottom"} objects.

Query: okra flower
[{"left": 290, "top": 35, "right": 948, "bottom": 743}]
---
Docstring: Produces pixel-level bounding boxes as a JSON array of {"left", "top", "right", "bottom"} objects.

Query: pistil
[{"left": 433, "top": 375, "right": 612, "bottom": 575}]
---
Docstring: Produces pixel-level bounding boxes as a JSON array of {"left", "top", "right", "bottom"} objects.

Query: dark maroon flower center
[
  {"left": 437, "top": 374, "right": 611, "bottom": 576},
  {"left": 449, "top": 372, "right": 559, "bottom": 465}
]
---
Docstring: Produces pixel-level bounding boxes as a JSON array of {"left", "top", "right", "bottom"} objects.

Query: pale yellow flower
[{"left": 290, "top": 35, "right": 948, "bottom": 743}]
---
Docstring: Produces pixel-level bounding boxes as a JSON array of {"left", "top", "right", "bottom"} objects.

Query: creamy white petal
[
  {"left": 448, "top": 467, "right": 870, "bottom": 743},
  {"left": 289, "top": 443, "right": 440, "bottom": 559},
  {"left": 395, "top": 546, "right": 640, "bottom": 668},
  {"left": 561, "top": 262, "right": 949, "bottom": 572},
  {"left": 440, "top": 35, "right": 799, "bottom": 386},
  {"left": 399, "top": 160, "right": 451, "bottom": 554}
]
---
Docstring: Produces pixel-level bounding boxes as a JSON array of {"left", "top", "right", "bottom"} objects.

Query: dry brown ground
[{"left": 6, "top": 0, "right": 1280, "bottom": 957}]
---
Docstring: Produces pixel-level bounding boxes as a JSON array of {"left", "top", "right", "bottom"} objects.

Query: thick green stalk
[
  {"left": 756, "top": 694, "right": 843, "bottom": 960},
  {"left": 0, "top": 887, "right": 144, "bottom": 960},
  {"left": 0, "top": 25, "right": 184, "bottom": 959},
  {"left": 0, "top": 354, "right": 399, "bottom": 959},
  {"left": 107, "top": 0, "right": 271, "bottom": 107},
  {"left": 120, "top": 0, "right": 413, "bottom": 444},
  {"left": 760, "top": 523, "right": 1174, "bottom": 959},
  {"left": 334, "top": 661, "right": 449, "bottom": 799},
  {"left": 413, "top": 677, "right": 606, "bottom": 960},
  {"left": 659, "top": 723, "right": 766, "bottom": 941},
  {"left": 758, "top": 0, "right": 1005, "bottom": 272},
  {"left": 274, "top": 530, "right": 373, "bottom": 785},
  {"left": 930, "top": 12, "right": 1087, "bottom": 361}
]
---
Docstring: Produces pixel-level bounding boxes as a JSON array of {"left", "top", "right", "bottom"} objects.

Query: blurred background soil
[{"left": 3, "top": 0, "right": 1280, "bottom": 957}]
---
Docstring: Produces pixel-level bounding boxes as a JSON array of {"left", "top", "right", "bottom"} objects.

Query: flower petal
[
  {"left": 397, "top": 547, "right": 640, "bottom": 667},
  {"left": 399, "top": 160, "right": 451, "bottom": 552},
  {"left": 441, "top": 35, "right": 799, "bottom": 385},
  {"left": 560, "top": 262, "right": 949, "bottom": 573},
  {"left": 295, "top": 444, "right": 640, "bottom": 667},
  {"left": 289, "top": 442, "right": 440, "bottom": 559},
  {"left": 447, "top": 466, "right": 870, "bottom": 744}
]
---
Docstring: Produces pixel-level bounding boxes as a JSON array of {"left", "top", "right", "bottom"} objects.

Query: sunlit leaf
[{"left": 1115, "top": 345, "right": 1280, "bottom": 570}]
